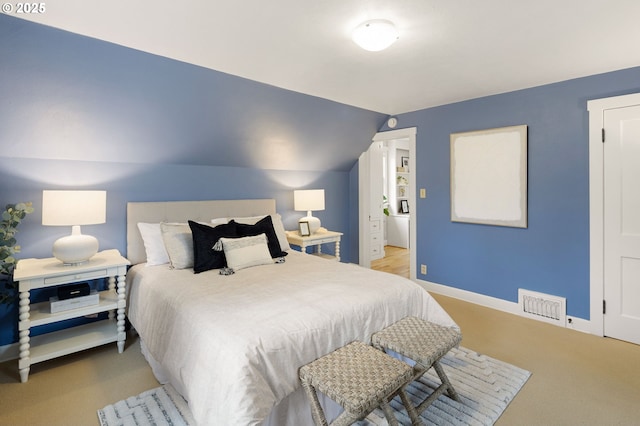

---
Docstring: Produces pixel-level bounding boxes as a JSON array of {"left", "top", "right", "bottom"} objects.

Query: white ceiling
[{"left": 16, "top": 0, "right": 640, "bottom": 114}]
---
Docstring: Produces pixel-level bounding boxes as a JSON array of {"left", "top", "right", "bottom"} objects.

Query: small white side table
[
  {"left": 13, "top": 249, "right": 130, "bottom": 382},
  {"left": 286, "top": 230, "right": 343, "bottom": 261}
]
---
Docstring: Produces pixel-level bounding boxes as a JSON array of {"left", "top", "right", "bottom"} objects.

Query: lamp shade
[
  {"left": 352, "top": 19, "right": 399, "bottom": 52},
  {"left": 42, "top": 190, "right": 106, "bottom": 264},
  {"left": 294, "top": 189, "right": 325, "bottom": 212},
  {"left": 42, "top": 190, "right": 106, "bottom": 226}
]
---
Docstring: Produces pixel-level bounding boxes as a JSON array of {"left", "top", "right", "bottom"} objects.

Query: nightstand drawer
[{"left": 44, "top": 269, "right": 108, "bottom": 286}]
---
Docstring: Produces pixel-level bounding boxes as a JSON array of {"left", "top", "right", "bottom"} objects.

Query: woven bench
[
  {"left": 371, "top": 317, "right": 462, "bottom": 425},
  {"left": 299, "top": 340, "right": 414, "bottom": 426}
]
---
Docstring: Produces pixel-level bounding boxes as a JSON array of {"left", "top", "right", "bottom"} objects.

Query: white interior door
[
  {"left": 603, "top": 105, "right": 640, "bottom": 345},
  {"left": 358, "top": 141, "right": 385, "bottom": 267}
]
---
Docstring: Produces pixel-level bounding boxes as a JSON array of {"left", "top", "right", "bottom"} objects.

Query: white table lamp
[
  {"left": 294, "top": 189, "right": 325, "bottom": 234},
  {"left": 42, "top": 190, "right": 106, "bottom": 265}
]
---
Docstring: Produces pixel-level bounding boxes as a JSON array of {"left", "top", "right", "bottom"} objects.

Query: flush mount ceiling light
[{"left": 352, "top": 19, "right": 399, "bottom": 52}]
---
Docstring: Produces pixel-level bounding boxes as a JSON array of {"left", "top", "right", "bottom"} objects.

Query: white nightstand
[
  {"left": 286, "top": 230, "right": 343, "bottom": 261},
  {"left": 13, "top": 249, "right": 130, "bottom": 382}
]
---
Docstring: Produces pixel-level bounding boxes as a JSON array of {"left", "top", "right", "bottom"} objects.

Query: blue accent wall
[
  {"left": 380, "top": 67, "right": 640, "bottom": 321},
  {"left": 0, "top": 14, "right": 385, "bottom": 346}
]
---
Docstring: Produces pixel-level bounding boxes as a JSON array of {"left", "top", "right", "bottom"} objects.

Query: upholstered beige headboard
[{"left": 126, "top": 199, "right": 276, "bottom": 265}]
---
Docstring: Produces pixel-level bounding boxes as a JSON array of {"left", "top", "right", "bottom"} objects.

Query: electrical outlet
[{"left": 420, "top": 264, "right": 427, "bottom": 275}]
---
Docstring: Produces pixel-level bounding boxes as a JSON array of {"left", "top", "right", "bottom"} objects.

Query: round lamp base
[
  {"left": 52, "top": 234, "right": 99, "bottom": 265},
  {"left": 300, "top": 216, "right": 321, "bottom": 234}
]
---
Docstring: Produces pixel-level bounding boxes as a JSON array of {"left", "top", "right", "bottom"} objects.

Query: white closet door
[{"left": 603, "top": 105, "right": 640, "bottom": 345}]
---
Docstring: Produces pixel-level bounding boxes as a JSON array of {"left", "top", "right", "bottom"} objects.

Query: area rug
[
  {"left": 358, "top": 346, "right": 531, "bottom": 425},
  {"left": 97, "top": 383, "right": 195, "bottom": 426},
  {"left": 98, "top": 346, "right": 530, "bottom": 426}
]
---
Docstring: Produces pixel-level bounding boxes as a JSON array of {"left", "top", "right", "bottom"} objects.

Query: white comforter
[{"left": 127, "top": 251, "right": 456, "bottom": 426}]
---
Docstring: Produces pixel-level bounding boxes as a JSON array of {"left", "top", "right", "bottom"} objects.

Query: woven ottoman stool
[
  {"left": 371, "top": 317, "right": 462, "bottom": 425},
  {"left": 299, "top": 340, "right": 414, "bottom": 426}
]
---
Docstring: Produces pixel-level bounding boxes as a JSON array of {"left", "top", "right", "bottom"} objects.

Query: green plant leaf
[{"left": 1, "top": 201, "right": 33, "bottom": 304}]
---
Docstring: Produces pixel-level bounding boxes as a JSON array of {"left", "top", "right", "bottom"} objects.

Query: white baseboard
[
  {"left": 417, "top": 279, "right": 592, "bottom": 335},
  {"left": 0, "top": 342, "right": 19, "bottom": 363},
  {"left": 564, "top": 315, "right": 591, "bottom": 334}
]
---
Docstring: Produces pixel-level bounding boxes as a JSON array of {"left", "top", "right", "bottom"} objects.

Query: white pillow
[
  {"left": 220, "top": 234, "right": 273, "bottom": 271},
  {"left": 137, "top": 223, "right": 170, "bottom": 266},
  {"left": 271, "top": 214, "right": 290, "bottom": 251},
  {"left": 160, "top": 223, "right": 194, "bottom": 269},
  {"left": 229, "top": 214, "right": 290, "bottom": 251},
  {"left": 210, "top": 217, "right": 229, "bottom": 226}
]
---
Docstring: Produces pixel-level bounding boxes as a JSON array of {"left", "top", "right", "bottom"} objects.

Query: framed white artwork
[{"left": 450, "top": 124, "right": 528, "bottom": 228}]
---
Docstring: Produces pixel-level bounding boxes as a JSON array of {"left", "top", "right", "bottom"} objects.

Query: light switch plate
[{"left": 420, "top": 188, "right": 426, "bottom": 198}]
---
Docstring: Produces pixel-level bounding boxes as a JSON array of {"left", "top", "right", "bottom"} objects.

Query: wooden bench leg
[
  {"left": 433, "top": 360, "right": 460, "bottom": 401},
  {"left": 331, "top": 411, "right": 362, "bottom": 426},
  {"left": 410, "top": 360, "right": 460, "bottom": 417},
  {"left": 380, "top": 399, "right": 400, "bottom": 426},
  {"left": 300, "top": 380, "right": 329, "bottom": 426},
  {"left": 398, "top": 387, "right": 423, "bottom": 426}
]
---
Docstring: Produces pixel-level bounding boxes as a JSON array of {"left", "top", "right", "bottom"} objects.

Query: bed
[{"left": 125, "top": 199, "right": 458, "bottom": 426}]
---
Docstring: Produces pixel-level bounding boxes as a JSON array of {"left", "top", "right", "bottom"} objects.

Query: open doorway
[
  {"left": 372, "top": 138, "right": 411, "bottom": 278},
  {"left": 371, "top": 246, "right": 410, "bottom": 277},
  {"left": 359, "top": 127, "right": 416, "bottom": 280}
]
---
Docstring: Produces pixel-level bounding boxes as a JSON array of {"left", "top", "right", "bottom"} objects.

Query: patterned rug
[
  {"left": 97, "top": 383, "right": 195, "bottom": 426},
  {"left": 98, "top": 346, "right": 530, "bottom": 426},
  {"left": 358, "top": 346, "right": 531, "bottom": 425}
]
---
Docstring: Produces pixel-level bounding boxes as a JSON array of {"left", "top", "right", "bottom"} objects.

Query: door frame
[
  {"left": 359, "top": 127, "right": 417, "bottom": 279},
  {"left": 588, "top": 92, "right": 640, "bottom": 337}
]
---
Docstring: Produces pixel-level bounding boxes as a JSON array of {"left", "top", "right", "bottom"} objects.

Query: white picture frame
[{"left": 450, "top": 124, "right": 528, "bottom": 228}]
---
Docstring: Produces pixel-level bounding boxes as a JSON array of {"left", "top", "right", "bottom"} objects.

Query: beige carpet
[{"left": 1, "top": 294, "right": 639, "bottom": 425}]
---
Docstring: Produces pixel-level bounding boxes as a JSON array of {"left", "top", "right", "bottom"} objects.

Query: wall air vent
[{"left": 518, "top": 289, "right": 566, "bottom": 326}]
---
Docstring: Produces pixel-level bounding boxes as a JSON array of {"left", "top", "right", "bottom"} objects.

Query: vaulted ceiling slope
[
  {"left": 12, "top": 0, "right": 640, "bottom": 114},
  {"left": 1, "top": 14, "right": 385, "bottom": 172}
]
